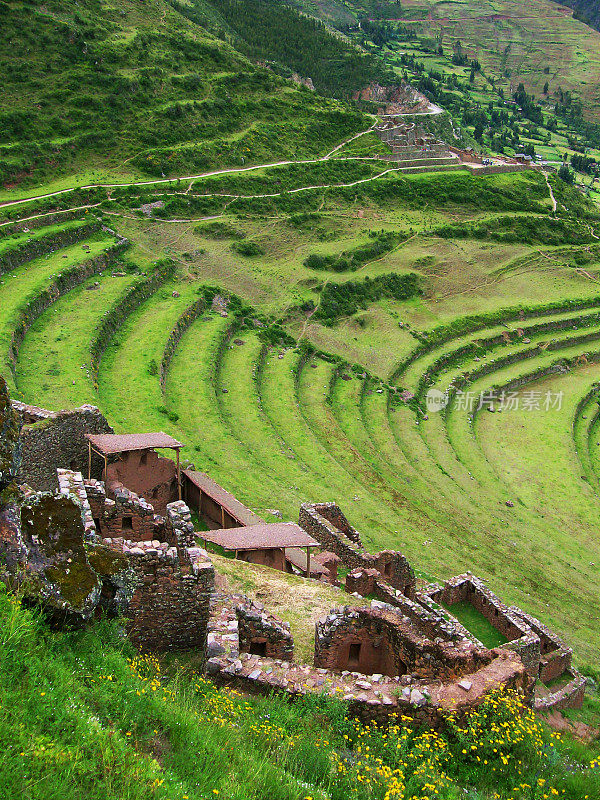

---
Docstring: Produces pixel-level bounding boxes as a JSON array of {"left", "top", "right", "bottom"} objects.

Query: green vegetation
[
  {"left": 1, "top": 587, "right": 599, "bottom": 799},
  {"left": 442, "top": 601, "right": 509, "bottom": 649},
  {"left": 180, "top": 0, "right": 393, "bottom": 97},
  {"left": 304, "top": 231, "right": 403, "bottom": 272},
  {"left": 5, "top": 0, "right": 600, "bottom": 794},
  {"left": 316, "top": 272, "right": 422, "bottom": 323},
  {"left": 432, "top": 215, "right": 595, "bottom": 246},
  {"left": 0, "top": 0, "right": 368, "bottom": 187}
]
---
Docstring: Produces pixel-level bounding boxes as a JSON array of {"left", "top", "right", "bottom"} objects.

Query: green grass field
[
  {"left": 441, "top": 601, "right": 509, "bottom": 649},
  {"left": 5, "top": 1, "right": 600, "bottom": 795}
]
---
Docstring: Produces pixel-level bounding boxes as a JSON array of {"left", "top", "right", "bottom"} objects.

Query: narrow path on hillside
[
  {"left": 322, "top": 124, "right": 377, "bottom": 158},
  {"left": 298, "top": 279, "right": 328, "bottom": 340},
  {"left": 97, "top": 165, "right": 429, "bottom": 224},
  {"left": 0, "top": 203, "right": 103, "bottom": 227},
  {"left": 0, "top": 124, "right": 381, "bottom": 210},
  {"left": 545, "top": 171, "right": 557, "bottom": 212}
]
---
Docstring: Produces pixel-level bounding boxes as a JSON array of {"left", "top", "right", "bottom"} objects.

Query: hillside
[
  {"left": 2, "top": 579, "right": 599, "bottom": 800},
  {"left": 299, "top": 0, "right": 600, "bottom": 122},
  {"left": 551, "top": 0, "right": 600, "bottom": 32},
  {"left": 3, "top": 0, "right": 600, "bottom": 797},
  {"left": 0, "top": 0, "right": 368, "bottom": 188}
]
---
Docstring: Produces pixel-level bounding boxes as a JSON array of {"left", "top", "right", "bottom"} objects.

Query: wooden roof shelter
[
  {"left": 201, "top": 522, "right": 319, "bottom": 577},
  {"left": 85, "top": 432, "right": 184, "bottom": 498},
  {"left": 183, "top": 468, "right": 263, "bottom": 527}
]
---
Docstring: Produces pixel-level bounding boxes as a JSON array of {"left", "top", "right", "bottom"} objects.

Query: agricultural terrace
[{"left": 2, "top": 159, "right": 600, "bottom": 674}]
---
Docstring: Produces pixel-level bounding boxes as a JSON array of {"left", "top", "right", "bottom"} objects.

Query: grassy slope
[
  {"left": 1, "top": 584, "right": 599, "bottom": 800},
  {"left": 0, "top": 0, "right": 367, "bottom": 188},
  {"left": 0, "top": 231, "right": 116, "bottom": 389},
  {"left": 15, "top": 270, "right": 140, "bottom": 408},
  {"left": 8, "top": 172, "right": 600, "bottom": 663}
]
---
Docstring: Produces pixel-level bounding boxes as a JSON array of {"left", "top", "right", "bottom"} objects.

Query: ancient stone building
[
  {"left": 0, "top": 375, "right": 585, "bottom": 713},
  {"left": 87, "top": 432, "right": 183, "bottom": 515},
  {"left": 102, "top": 538, "right": 214, "bottom": 651},
  {"left": 315, "top": 604, "right": 492, "bottom": 680},
  {"left": 16, "top": 402, "right": 112, "bottom": 492},
  {"left": 207, "top": 595, "right": 533, "bottom": 728},
  {"left": 424, "top": 574, "right": 585, "bottom": 710},
  {"left": 299, "top": 502, "right": 416, "bottom": 597},
  {"left": 236, "top": 600, "right": 294, "bottom": 660}
]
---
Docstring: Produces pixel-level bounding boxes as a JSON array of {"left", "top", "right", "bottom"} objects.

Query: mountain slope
[
  {"left": 0, "top": 0, "right": 367, "bottom": 188},
  {"left": 297, "top": 0, "right": 600, "bottom": 123},
  {"left": 551, "top": 0, "right": 600, "bottom": 32}
]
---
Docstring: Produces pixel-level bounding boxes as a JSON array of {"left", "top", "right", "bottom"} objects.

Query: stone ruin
[
  {"left": 296, "top": 501, "right": 583, "bottom": 712},
  {"left": 207, "top": 594, "right": 531, "bottom": 729},
  {"left": 0, "top": 377, "right": 213, "bottom": 650},
  {"left": 0, "top": 375, "right": 585, "bottom": 723},
  {"left": 299, "top": 501, "right": 416, "bottom": 598},
  {"left": 353, "top": 82, "right": 437, "bottom": 116},
  {"left": 424, "top": 574, "right": 586, "bottom": 711},
  {"left": 373, "top": 119, "right": 456, "bottom": 166}
]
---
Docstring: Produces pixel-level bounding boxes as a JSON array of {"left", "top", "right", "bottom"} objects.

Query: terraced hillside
[
  {"left": 302, "top": 0, "right": 600, "bottom": 121},
  {"left": 3, "top": 158, "right": 600, "bottom": 672}
]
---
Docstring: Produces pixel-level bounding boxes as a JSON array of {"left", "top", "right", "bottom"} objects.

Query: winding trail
[{"left": 0, "top": 127, "right": 379, "bottom": 211}]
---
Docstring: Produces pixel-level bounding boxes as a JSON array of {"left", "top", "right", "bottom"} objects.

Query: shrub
[
  {"left": 316, "top": 272, "right": 422, "bottom": 324},
  {"left": 232, "top": 240, "right": 265, "bottom": 257},
  {"left": 304, "top": 231, "right": 402, "bottom": 272}
]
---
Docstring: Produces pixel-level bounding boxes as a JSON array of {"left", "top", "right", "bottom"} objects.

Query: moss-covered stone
[
  {"left": 20, "top": 494, "right": 101, "bottom": 616},
  {"left": 0, "top": 375, "right": 20, "bottom": 495}
]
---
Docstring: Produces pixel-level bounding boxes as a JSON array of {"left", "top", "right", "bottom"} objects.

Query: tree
[
  {"left": 543, "top": 81, "right": 549, "bottom": 95},
  {"left": 558, "top": 164, "right": 574, "bottom": 184}
]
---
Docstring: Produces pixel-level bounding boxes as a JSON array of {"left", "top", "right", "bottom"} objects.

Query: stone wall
[
  {"left": 89, "top": 260, "right": 175, "bottom": 387},
  {"left": 7, "top": 242, "right": 128, "bottom": 376},
  {"left": 160, "top": 298, "right": 207, "bottom": 390},
  {"left": 100, "top": 485, "right": 158, "bottom": 541},
  {"left": 427, "top": 574, "right": 540, "bottom": 678},
  {"left": 314, "top": 604, "right": 488, "bottom": 681},
  {"left": 207, "top": 595, "right": 532, "bottom": 729},
  {"left": 533, "top": 669, "right": 586, "bottom": 712},
  {"left": 105, "top": 538, "right": 214, "bottom": 651},
  {"left": 57, "top": 468, "right": 97, "bottom": 541},
  {"left": 166, "top": 501, "right": 197, "bottom": 549},
  {"left": 84, "top": 479, "right": 195, "bottom": 548},
  {"left": 299, "top": 502, "right": 416, "bottom": 597},
  {"left": 0, "top": 210, "right": 84, "bottom": 235},
  {"left": 511, "top": 608, "right": 573, "bottom": 683},
  {"left": 0, "top": 376, "right": 20, "bottom": 492},
  {"left": 236, "top": 599, "right": 294, "bottom": 660},
  {"left": 19, "top": 405, "right": 113, "bottom": 492},
  {"left": 0, "top": 221, "right": 100, "bottom": 276},
  {"left": 11, "top": 400, "right": 55, "bottom": 425},
  {"left": 105, "top": 447, "right": 178, "bottom": 515}
]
